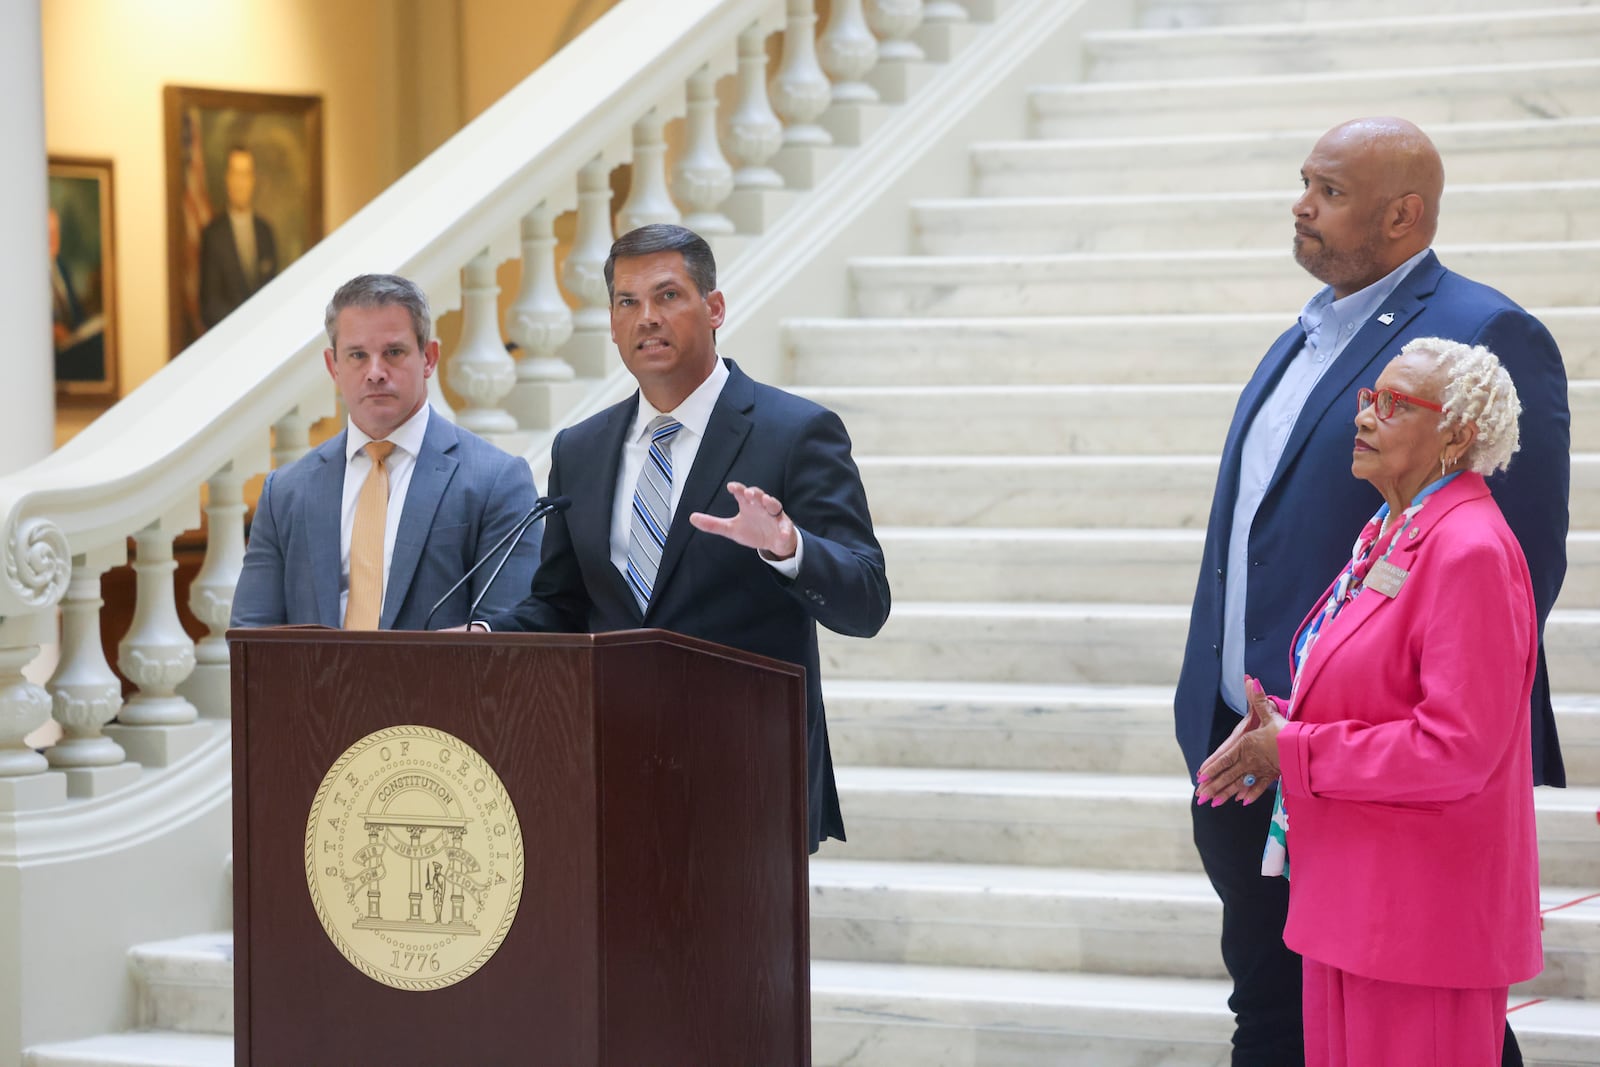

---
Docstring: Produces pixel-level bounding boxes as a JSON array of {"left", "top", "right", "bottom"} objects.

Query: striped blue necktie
[{"left": 625, "top": 415, "right": 683, "bottom": 613}]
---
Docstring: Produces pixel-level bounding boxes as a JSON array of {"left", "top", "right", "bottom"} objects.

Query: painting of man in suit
[
  {"left": 164, "top": 86, "right": 322, "bottom": 354},
  {"left": 198, "top": 145, "right": 278, "bottom": 329},
  {"left": 48, "top": 156, "right": 116, "bottom": 396}
]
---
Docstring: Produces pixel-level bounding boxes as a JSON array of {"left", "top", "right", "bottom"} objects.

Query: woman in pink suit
[{"left": 1195, "top": 336, "right": 1543, "bottom": 1067}]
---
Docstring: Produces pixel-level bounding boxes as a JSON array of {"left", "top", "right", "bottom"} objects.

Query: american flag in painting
[{"left": 179, "top": 108, "right": 213, "bottom": 344}]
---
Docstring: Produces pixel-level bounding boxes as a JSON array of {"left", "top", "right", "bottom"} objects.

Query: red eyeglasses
[{"left": 1357, "top": 387, "right": 1445, "bottom": 421}]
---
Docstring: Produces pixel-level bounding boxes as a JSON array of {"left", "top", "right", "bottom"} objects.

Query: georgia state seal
[{"left": 304, "top": 725, "right": 525, "bottom": 991}]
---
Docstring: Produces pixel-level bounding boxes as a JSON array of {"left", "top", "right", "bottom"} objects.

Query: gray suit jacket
[{"left": 231, "top": 409, "right": 541, "bottom": 630}]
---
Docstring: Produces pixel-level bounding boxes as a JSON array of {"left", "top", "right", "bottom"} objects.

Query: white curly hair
[{"left": 1400, "top": 336, "right": 1522, "bottom": 475}]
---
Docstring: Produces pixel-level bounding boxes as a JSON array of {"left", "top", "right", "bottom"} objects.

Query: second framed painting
[
  {"left": 49, "top": 155, "right": 118, "bottom": 398},
  {"left": 163, "top": 85, "right": 324, "bottom": 355}
]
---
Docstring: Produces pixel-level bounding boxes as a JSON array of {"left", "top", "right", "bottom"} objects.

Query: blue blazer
[
  {"left": 481, "top": 360, "right": 892, "bottom": 852},
  {"left": 231, "top": 409, "right": 541, "bottom": 630},
  {"left": 1174, "top": 251, "right": 1570, "bottom": 785}
]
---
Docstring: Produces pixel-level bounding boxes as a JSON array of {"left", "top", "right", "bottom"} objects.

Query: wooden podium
[{"left": 230, "top": 627, "right": 811, "bottom": 1065}]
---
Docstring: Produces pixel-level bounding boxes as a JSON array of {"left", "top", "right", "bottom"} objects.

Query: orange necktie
[{"left": 344, "top": 440, "right": 395, "bottom": 630}]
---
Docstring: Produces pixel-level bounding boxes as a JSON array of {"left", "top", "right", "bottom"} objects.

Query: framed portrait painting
[
  {"left": 163, "top": 86, "right": 323, "bottom": 355},
  {"left": 49, "top": 155, "right": 118, "bottom": 397}
]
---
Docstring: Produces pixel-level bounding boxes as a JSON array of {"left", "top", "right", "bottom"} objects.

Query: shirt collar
[
  {"left": 1298, "top": 246, "right": 1431, "bottom": 344},
  {"left": 346, "top": 401, "right": 431, "bottom": 463},
  {"left": 629, "top": 356, "right": 729, "bottom": 442}
]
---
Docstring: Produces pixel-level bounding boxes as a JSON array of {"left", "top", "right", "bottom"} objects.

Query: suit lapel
[
  {"left": 1287, "top": 578, "right": 1388, "bottom": 715},
  {"left": 1262, "top": 253, "right": 1445, "bottom": 502},
  {"left": 648, "top": 362, "right": 755, "bottom": 616},
  {"left": 382, "top": 412, "right": 458, "bottom": 629},
  {"left": 308, "top": 434, "right": 347, "bottom": 627},
  {"left": 580, "top": 396, "right": 641, "bottom": 616}
]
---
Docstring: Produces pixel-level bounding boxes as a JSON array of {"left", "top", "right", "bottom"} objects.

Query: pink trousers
[{"left": 1302, "top": 957, "right": 1507, "bottom": 1067}]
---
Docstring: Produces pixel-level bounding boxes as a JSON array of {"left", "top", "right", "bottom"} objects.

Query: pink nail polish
[
  {"left": 1242, "top": 797, "right": 1254, "bottom": 806},
  {"left": 1210, "top": 797, "right": 1224, "bottom": 808},
  {"left": 1196, "top": 773, "right": 1209, "bottom": 783}
]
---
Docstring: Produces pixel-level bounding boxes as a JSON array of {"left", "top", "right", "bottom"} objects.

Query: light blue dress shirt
[{"left": 1219, "top": 248, "right": 1430, "bottom": 715}]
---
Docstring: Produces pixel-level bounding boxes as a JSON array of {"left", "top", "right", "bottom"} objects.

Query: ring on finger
[{"left": 1242, "top": 774, "right": 1257, "bottom": 787}]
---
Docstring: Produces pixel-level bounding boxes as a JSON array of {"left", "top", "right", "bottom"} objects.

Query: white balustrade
[
  {"left": 445, "top": 250, "right": 518, "bottom": 433},
  {"left": 46, "top": 553, "right": 127, "bottom": 768},
  {"left": 506, "top": 203, "right": 576, "bottom": 382},
  {"left": 727, "top": 23, "right": 785, "bottom": 190},
  {"left": 559, "top": 157, "right": 617, "bottom": 378},
  {"left": 867, "top": 0, "right": 926, "bottom": 61},
  {"left": 0, "top": 624, "right": 52, "bottom": 778},
  {"left": 182, "top": 463, "right": 248, "bottom": 718},
  {"left": 923, "top": 0, "right": 969, "bottom": 24},
  {"left": 819, "top": 0, "right": 880, "bottom": 102},
  {"left": 673, "top": 65, "right": 736, "bottom": 235},
  {"left": 116, "top": 522, "right": 198, "bottom": 727},
  {"left": 272, "top": 408, "right": 314, "bottom": 468},
  {"left": 616, "top": 109, "right": 683, "bottom": 233},
  {"left": 771, "top": 0, "right": 833, "bottom": 145}
]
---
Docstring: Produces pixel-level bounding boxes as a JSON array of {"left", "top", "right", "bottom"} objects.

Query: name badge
[{"left": 1365, "top": 559, "right": 1408, "bottom": 598}]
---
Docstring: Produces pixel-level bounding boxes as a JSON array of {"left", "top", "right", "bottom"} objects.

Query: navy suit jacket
[
  {"left": 199, "top": 212, "right": 278, "bottom": 329},
  {"left": 482, "top": 360, "right": 892, "bottom": 852},
  {"left": 1175, "top": 251, "right": 1570, "bottom": 786},
  {"left": 231, "top": 409, "right": 541, "bottom": 630}
]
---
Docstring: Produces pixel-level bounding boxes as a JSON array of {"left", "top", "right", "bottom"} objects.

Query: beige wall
[{"left": 42, "top": 0, "right": 610, "bottom": 445}]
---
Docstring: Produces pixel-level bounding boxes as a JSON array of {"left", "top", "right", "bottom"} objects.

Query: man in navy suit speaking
[
  {"left": 475, "top": 224, "right": 891, "bottom": 854},
  {"left": 1175, "top": 117, "right": 1570, "bottom": 1066},
  {"left": 231, "top": 273, "right": 540, "bottom": 631}
]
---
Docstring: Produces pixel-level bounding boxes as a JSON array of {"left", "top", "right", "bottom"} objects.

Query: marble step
[
  {"left": 820, "top": 601, "right": 1190, "bottom": 687},
  {"left": 825, "top": 679, "right": 1189, "bottom": 774},
  {"left": 800, "top": 384, "right": 1238, "bottom": 455},
  {"left": 1086, "top": 9, "right": 1600, "bottom": 82},
  {"left": 830, "top": 766, "right": 1600, "bottom": 886},
  {"left": 826, "top": 678, "right": 1600, "bottom": 787},
  {"left": 812, "top": 378, "right": 1600, "bottom": 456},
  {"left": 872, "top": 527, "right": 1204, "bottom": 603},
  {"left": 912, "top": 181, "right": 1600, "bottom": 256},
  {"left": 23, "top": 1033, "right": 231, "bottom": 1067},
  {"left": 811, "top": 860, "right": 1600, "bottom": 1000},
  {"left": 1138, "top": 0, "right": 1600, "bottom": 30},
  {"left": 1029, "top": 59, "right": 1600, "bottom": 139},
  {"left": 811, "top": 959, "right": 1600, "bottom": 1067},
  {"left": 849, "top": 241, "right": 1600, "bottom": 319},
  {"left": 821, "top": 600, "right": 1600, "bottom": 693},
  {"left": 854, "top": 453, "right": 1600, "bottom": 531},
  {"left": 971, "top": 118, "right": 1600, "bottom": 197},
  {"left": 783, "top": 307, "right": 1600, "bottom": 385},
  {"left": 129, "top": 934, "right": 233, "bottom": 1036}
]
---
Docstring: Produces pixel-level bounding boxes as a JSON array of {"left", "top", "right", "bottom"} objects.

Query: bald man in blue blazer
[
  {"left": 232, "top": 274, "right": 539, "bottom": 631},
  {"left": 1175, "top": 118, "right": 1569, "bottom": 1067}
]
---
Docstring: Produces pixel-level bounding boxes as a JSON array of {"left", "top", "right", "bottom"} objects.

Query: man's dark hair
[
  {"left": 325, "top": 274, "right": 432, "bottom": 352},
  {"left": 604, "top": 224, "right": 717, "bottom": 301}
]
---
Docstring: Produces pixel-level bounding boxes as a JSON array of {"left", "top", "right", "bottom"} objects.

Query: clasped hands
[
  {"left": 1195, "top": 676, "right": 1286, "bottom": 807},
  {"left": 689, "top": 481, "right": 798, "bottom": 561}
]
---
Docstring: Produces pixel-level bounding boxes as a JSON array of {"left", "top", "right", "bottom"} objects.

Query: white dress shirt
[
  {"left": 1220, "top": 248, "right": 1429, "bottom": 715},
  {"left": 228, "top": 209, "right": 258, "bottom": 288},
  {"left": 609, "top": 358, "right": 802, "bottom": 583},
  {"left": 339, "top": 403, "right": 432, "bottom": 624}
]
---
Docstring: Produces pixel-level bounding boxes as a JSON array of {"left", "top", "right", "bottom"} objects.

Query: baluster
[
  {"left": 616, "top": 109, "right": 682, "bottom": 233},
  {"left": 47, "top": 549, "right": 142, "bottom": 795},
  {"left": 445, "top": 250, "right": 517, "bottom": 433},
  {"left": 771, "top": 0, "right": 833, "bottom": 146},
  {"left": 507, "top": 202, "right": 575, "bottom": 383},
  {"left": 0, "top": 615, "right": 53, "bottom": 781},
  {"left": 672, "top": 65, "right": 735, "bottom": 235},
  {"left": 727, "top": 23, "right": 785, "bottom": 191},
  {"left": 180, "top": 463, "right": 248, "bottom": 718},
  {"left": 868, "top": 0, "right": 926, "bottom": 61},
  {"left": 272, "top": 408, "right": 312, "bottom": 468},
  {"left": 116, "top": 522, "right": 198, "bottom": 729},
  {"left": 819, "top": 0, "right": 879, "bottom": 103},
  {"left": 559, "top": 158, "right": 616, "bottom": 379}
]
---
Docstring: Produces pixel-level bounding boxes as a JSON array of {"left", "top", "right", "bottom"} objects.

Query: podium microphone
[{"left": 423, "top": 495, "right": 571, "bottom": 629}]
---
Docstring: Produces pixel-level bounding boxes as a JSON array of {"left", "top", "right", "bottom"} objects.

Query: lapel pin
[{"left": 1378, "top": 312, "right": 1395, "bottom": 325}]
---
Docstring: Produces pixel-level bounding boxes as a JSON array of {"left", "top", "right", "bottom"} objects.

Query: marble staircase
[
  {"left": 804, "top": 1, "right": 1600, "bottom": 1064},
  {"left": 22, "top": 2, "right": 1600, "bottom": 1065}
]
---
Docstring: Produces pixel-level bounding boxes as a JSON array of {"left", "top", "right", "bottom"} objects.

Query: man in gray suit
[{"left": 231, "top": 273, "right": 540, "bottom": 630}]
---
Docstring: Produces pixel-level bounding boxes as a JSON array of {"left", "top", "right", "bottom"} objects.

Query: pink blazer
[{"left": 1276, "top": 472, "right": 1543, "bottom": 989}]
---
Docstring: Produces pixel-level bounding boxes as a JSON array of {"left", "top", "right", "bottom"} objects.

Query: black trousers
[{"left": 1191, "top": 699, "right": 1524, "bottom": 1067}]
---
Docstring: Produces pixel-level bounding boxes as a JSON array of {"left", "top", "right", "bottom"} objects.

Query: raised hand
[{"left": 689, "top": 481, "right": 799, "bottom": 560}]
